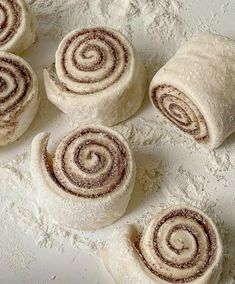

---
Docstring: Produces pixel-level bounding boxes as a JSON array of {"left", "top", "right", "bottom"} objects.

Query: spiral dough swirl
[
  {"left": 0, "top": 52, "right": 34, "bottom": 134},
  {"left": 138, "top": 207, "right": 220, "bottom": 283},
  {"left": 151, "top": 85, "right": 209, "bottom": 143},
  {"left": 55, "top": 27, "right": 130, "bottom": 94},
  {"left": 0, "top": 0, "right": 22, "bottom": 47},
  {"left": 43, "top": 127, "right": 129, "bottom": 198}
]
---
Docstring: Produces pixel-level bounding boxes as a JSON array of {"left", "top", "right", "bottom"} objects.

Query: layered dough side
[{"left": 150, "top": 33, "right": 235, "bottom": 149}]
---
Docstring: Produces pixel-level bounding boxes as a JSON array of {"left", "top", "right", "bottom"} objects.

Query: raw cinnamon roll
[
  {"left": 30, "top": 125, "right": 136, "bottom": 230},
  {"left": 44, "top": 27, "right": 146, "bottom": 126},
  {"left": 101, "top": 205, "right": 223, "bottom": 284},
  {"left": 0, "top": 51, "right": 39, "bottom": 146},
  {"left": 150, "top": 33, "right": 235, "bottom": 149},
  {"left": 0, "top": 0, "right": 36, "bottom": 54}
]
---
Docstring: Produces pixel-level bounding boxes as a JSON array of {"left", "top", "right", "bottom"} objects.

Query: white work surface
[{"left": 0, "top": 0, "right": 235, "bottom": 283}]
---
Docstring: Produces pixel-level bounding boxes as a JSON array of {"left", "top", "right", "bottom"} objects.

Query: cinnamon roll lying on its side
[
  {"left": 101, "top": 205, "right": 223, "bottom": 284},
  {"left": 0, "top": 0, "right": 36, "bottom": 54},
  {"left": 30, "top": 125, "right": 136, "bottom": 230},
  {"left": 150, "top": 33, "right": 235, "bottom": 149},
  {"left": 0, "top": 51, "right": 39, "bottom": 146},
  {"left": 44, "top": 27, "right": 146, "bottom": 126}
]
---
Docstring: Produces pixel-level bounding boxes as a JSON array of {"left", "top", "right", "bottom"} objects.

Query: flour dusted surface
[{"left": 0, "top": 0, "right": 235, "bottom": 283}]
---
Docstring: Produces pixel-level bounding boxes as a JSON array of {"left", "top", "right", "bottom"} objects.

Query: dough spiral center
[
  {"left": 56, "top": 27, "right": 130, "bottom": 94},
  {"left": 0, "top": 55, "right": 32, "bottom": 116},
  {"left": 138, "top": 208, "right": 218, "bottom": 283},
  {"left": 0, "top": 0, "right": 21, "bottom": 47},
  {"left": 43, "top": 127, "right": 130, "bottom": 198}
]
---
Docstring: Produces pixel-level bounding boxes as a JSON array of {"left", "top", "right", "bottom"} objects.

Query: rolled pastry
[
  {"left": 101, "top": 205, "right": 223, "bottom": 284},
  {"left": 44, "top": 27, "right": 146, "bottom": 126},
  {"left": 0, "top": 0, "right": 36, "bottom": 54},
  {"left": 149, "top": 33, "right": 235, "bottom": 149},
  {"left": 0, "top": 51, "right": 39, "bottom": 146},
  {"left": 30, "top": 125, "right": 136, "bottom": 230}
]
